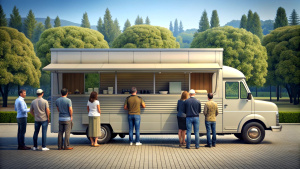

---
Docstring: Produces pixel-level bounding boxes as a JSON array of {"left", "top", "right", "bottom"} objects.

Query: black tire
[
  {"left": 119, "top": 134, "right": 126, "bottom": 138},
  {"left": 242, "top": 122, "right": 265, "bottom": 144},
  {"left": 234, "top": 133, "right": 243, "bottom": 140},
  {"left": 86, "top": 125, "right": 112, "bottom": 144}
]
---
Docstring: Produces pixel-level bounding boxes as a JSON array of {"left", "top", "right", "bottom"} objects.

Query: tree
[
  {"left": 198, "top": 10, "right": 209, "bottom": 32},
  {"left": 246, "top": 10, "right": 254, "bottom": 32},
  {"left": 9, "top": 6, "right": 22, "bottom": 32},
  {"left": 169, "top": 21, "right": 173, "bottom": 33},
  {"left": 112, "top": 25, "right": 180, "bottom": 48},
  {"left": 54, "top": 16, "right": 61, "bottom": 27},
  {"left": 261, "top": 20, "right": 274, "bottom": 35},
  {"left": 262, "top": 25, "right": 300, "bottom": 104},
  {"left": 177, "top": 32, "right": 194, "bottom": 48},
  {"left": 0, "top": 27, "right": 41, "bottom": 107},
  {"left": 81, "top": 12, "right": 91, "bottom": 28},
  {"left": 123, "top": 19, "right": 131, "bottom": 32},
  {"left": 179, "top": 21, "right": 184, "bottom": 33},
  {"left": 0, "top": 5, "right": 7, "bottom": 26},
  {"left": 145, "top": 16, "right": 150, "bottom": 25},
  {"left": 191, "top": 26, "right": 268, "bottom": 86},
  {"left": 36, "top": 26, "right": 109, "bottom": 88},
  {"left": 289, "top": 9, "right": 299, "bottom": 25},
  {"left": 135, "top": 15, "right": 143, "bottom": 25},
  {"left": 32, "top": 22, "right": 45, "bottom": 43},
  {"left": 210, "top": 10, "right": 220, "bottom": 28},
  {"left": 274, "top": 7, "right": 288, "bottom": 29},
  {"left": 240, "top": 14, "right": 247, "bottom": 29},
  {"left": 23, "top": 10, "right": 37, "bottom": 40},
  {"left": 252, "top": 12, "right": 263, "bottom": 40},
  {"left": 97, "top": 17, "right": 103, "bottom": 33},
  {"left": 44, "top": 16, "right": 52, "bottom": 29},
  {"left": 174, "top": 19, "right": 179, "bottom": 37},
  {"left": 114, "top": 18, "right": 121, "bottom": 38},
  {"left": 102, "top": 8, "right": 116, "bottom": 44}
]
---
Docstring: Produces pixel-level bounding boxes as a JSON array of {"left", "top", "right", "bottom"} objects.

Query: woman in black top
[{"left": 177, "top": 91, "right": 188, "bottom": 147}]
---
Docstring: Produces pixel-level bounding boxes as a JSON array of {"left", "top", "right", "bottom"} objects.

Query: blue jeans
[
  {"left": 186, "top": 117, "right": 200, "bottom": 148},
  {"left": 17, "top": 117, "right": 27, "bottom": 147},
  {"left": 33, "top": 120, "right": 48, "bottom": 148},
  {"left": 205, "top": 121, "right": 216, "bottom": 146},
  {"left": 128, "top": 115, "right": 141, "bottom": 143}
]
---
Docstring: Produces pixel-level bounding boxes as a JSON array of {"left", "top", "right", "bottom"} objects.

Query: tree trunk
[
  {"left": 276, "top": 85, "right": 279, "bottom": 101},
  {"left": 280, "top": 86, "right": 282, "bottom": 98},
  {"left": 285, "top": 84, "right": 293, "bottom": 103},
  {"left": 270, "top": 85, "right": 272, "bottom": 101},
  {"left": 256, "top": 86, "right": 258, "bottom": 97},
  {"left": 1, "top": 84, "right": 9, "bottom": 107}
]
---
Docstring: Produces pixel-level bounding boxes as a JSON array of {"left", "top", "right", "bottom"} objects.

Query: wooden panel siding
[
  {"left": 155, "top": 73, "right": 189, "bottom": 94},
  {"left": 100, "top": 73, "right": 115, "bottom": 94},
  {"left": 117, "top": 73, "right": 153, "bottom": 94},
  {"left": 191, "top": 73, "right": 213, "bottom": 93},
  {"left": 63, "top": 73, "right": 84, "bottom": 94}
]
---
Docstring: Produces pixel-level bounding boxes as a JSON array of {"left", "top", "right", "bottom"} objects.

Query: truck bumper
[{"left": 271, "top": 125, "right": 282, "bottom": 132}]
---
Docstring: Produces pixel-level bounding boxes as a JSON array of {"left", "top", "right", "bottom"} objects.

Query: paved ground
[{"left": 0, "top": 124, "right": 299, "bottom": 169}]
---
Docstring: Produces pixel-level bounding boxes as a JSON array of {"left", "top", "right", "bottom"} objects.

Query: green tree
[
  {"left": 262, "top": 25, "right": 300, "bottom": 104},
  {"left": 274, "top": 7, "right": 288, "bottom": 29},
  {"left": 191, "top": 26, "right": 268, "bottom": 86},
  {"left": 145, "top": 16, "right": 150, "bottom": 25},
  {"left": 102, "top": 8, "right": 116, "bottom": 44},
  {"left": 0, "top": 5, "right": 7, "bottom": 26},
  {"left": 32, "top": 22, "right": 45, "bottom": 43},
  {"left": 0, "top": 27, "right": 41, "bottom": 107},
  {"left": 179, "top": 21, "right": 184, "bottom": 33},
  {"left": 9, "top": 6, "right": 22, "bottom": 32},
  {"left": 44, "top": 16, "right": 52, "bottom": 29},
  {"left": 246, "top": 10, "right": 254, "bottom": 32},
  {"left": 36, "top": 26, "right": 109, "bottom": 88},
  {"left": 23, "top": 9, "right": 37, "bottom": 40},
  {"left": 169, "top": 21, "right": 173, "bottom": 33},
  {"left": 252, "top": 12, "right": 263, "bottom": 40},
  {"left": 210, "top": 10, "right": 220, "bottom": 28},
  {"left": 112, "top": 25, "right": 180, "bottom": 48},
  {"left": 261, "top": 20, "right": 274, "bottom": 35},
  {"left": 97, "top": 17, "right": 103, "bottom": 33},
  {"left": 135, "top": 15, "right": 143, "bottom": 25},
  {"left": 289, "top": 9, "right": 299, "bottom": 25},
  {"left": 114, "top": 18, "right": 121, "bottom": 38},
  {"left": 54, "top": 16, "right": 61, "bottom": 27},
  {"left": 177, "top": 32, "right": 193, "bottom": 48},
  {"left": 174, "top": 19, "right": 179, "bottom": 37},
  {"left": 81, "top": 12, "right": 91, "bottom": 28},
  {"left": 123, "top": 19, "right": 131, "bottom": 32},
  {"left": 198, "top": 10, "right": 209, "bottom": 32},
  {"left": 240, "top": 14, "right": 247, "bottom": 29}
]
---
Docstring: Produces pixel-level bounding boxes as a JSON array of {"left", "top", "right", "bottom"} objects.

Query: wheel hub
[
  {"left": 99, "top": 127, "right": 107, "bottom": 140},
  {"left": 247, "top": 127, "right": 260, "bottom": 140}
]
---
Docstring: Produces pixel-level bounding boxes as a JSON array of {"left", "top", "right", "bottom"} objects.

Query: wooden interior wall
[
  {"left": 117, "top": 73, "right": 153, "bottom": 94},
  {"left": 100, "top": 73, "right": 115, "bottom": 94},
  {"left": 63, "top": 73, "right": 84, "bottom": 94},
  {"left": 155, "top": 73, "right": 189, "bottom": 93},
  {"left": 190, "top": 73, "right": 213, "bottom": 93}
]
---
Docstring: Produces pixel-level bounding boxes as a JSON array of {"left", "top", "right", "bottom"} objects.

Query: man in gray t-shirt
[{"left": 30, "top": 89, "right": 50, "bottom": 151}]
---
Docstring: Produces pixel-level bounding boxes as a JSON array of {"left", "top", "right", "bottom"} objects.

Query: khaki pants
[{"left": 58, "top": 121, "right": 71, "bottom": 149}]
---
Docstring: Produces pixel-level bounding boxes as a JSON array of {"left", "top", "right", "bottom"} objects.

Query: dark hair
[
  {"left": 208, "top": 93, "right": 213, "bottom": 99},
  {"left": 89, "top": 91, "right": 98, "bottom": 103},
  {"left": 18, "top": 89, "right": 26, "bottom": 96},
  {"left": 37, "top": 92, "right": 43, "bottom": 96},
  {"left": 180, "top": 91, "right": 189, "bottom": 100},
  {"left": 131, "top": 87, "right": 137, "bottom": 94},
  {"left": 61, "top": 88, "right": 68, "bottom": 96}
]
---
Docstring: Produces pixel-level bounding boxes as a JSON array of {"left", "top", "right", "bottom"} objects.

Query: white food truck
[{"left": 43, "top": 48, "right": 282, "bottom": 144}]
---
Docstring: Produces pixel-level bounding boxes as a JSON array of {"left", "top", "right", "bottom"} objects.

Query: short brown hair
[
  {"left": 18, "top": 89, "right": 26, "bottom": 96},
  {"left": 89, "top": 91, "right": 98, "bottom": 103},
  {"left": 208, "top": 93, "right": 213, "bottom": 99},
  {"left": 180, "top": 91, "right": 189, "bottom": 100}
]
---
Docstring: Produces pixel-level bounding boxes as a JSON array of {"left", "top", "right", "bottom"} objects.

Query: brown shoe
[
  {"left": 25, "top": 146, "right": 31, "bottom": 150},
  {"left": 93, "top": 144, "right": 100, "bottom": 147},
  {"left": 18, "top": 146, "right": 31, "bottom": 150},
  {"left": 64, "top": 147, "right": 73, "bottom": 150}
]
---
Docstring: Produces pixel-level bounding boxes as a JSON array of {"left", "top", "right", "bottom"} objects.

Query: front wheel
[
  {"left": 242, "top": 122, "right": 265, "bottom": 144},
  {"left": 86, "top": 125, "right": 112, "bottom": 144}
]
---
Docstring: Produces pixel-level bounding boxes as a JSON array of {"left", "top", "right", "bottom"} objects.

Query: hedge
[{"left": 0, "top": 111, "right": 299, "bottom": 123}]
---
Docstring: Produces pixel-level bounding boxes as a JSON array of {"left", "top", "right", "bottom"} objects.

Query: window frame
[{"left": 225, "top": 81, "right": 239, "bottom": 99}]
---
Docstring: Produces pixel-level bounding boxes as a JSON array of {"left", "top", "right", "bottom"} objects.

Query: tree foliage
[
  {"left": 191, "top": 26, "right": 268, "bottom": 86},
  {"left": 44, "top": 16, "right": 52, "bottom": 29},
  {"left": 23, "top": 10, "right": 37, "bottom": 40},
  {"left": 9, "top": 6, "right": 22, "bottom": 32},
  {"left": 240, "top": 14, "right": 247, "bottom": 29},
  {"left": 210, "top": 10, "right": 220, "bottom": 28},
  {"left": 262, "top": 25, "right": 300, "bottom": 104},
  {"left": 32, "top": 22, "right": 45, "bottom": 44},
  {"left": 102, "top": 8, "right": 116, "bottom": 44},
  {"left": 198, "top": 10, "right": 209, "bottom": 32},
  {"left": 177, "top": 32, "right": 193, "bottom": 48},
  {"left": 81, "top": 12, "right": 91, "bottom": 28},
  {"left": 0, "top": 5, "right": 7, "bottom": 26},
  {"left": 113, "top": 18, "right": 121, "bottom": 38},
  {"left": 97, "top": 17, "right": 103, "bottom": 33},
  {"left": 174, "top": 19, "right": 179, "bottom": 37},
  {"left": 135, "top": 15, "right": 143, "bottom": 25},
  {"left": 169, "top": 21, "right": 173, "bottom": 33},
  {"left": 123, "top": 19, "right": 131, "bottom": 32},
  {"left": 145, "top": 16, "right": 150, "bottom": 25},
  {"left": 252, "top": 12, "right": 263, "bottom": 40},
  {"left": 289, "top": 9, "right": 299, "bottom": 25},
  {"left": 179, "top": 21, "right": 184, "bottom": 33},
  {"left": 246, "top": 10, "right": 254, "bottom": 32},
  {"left": 274, "top": 7, "right": 288, "bottom": 29},
  {"left": 54, "top": 16, "right": 61, "bottom": 27},
  {"left": 112, "top": 25, "right": 180, "bottom": 48},
  {"left": 0, "top": 27, "right": 41, "bottom": 107}
]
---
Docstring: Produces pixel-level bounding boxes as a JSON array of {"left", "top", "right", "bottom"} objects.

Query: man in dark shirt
[
  {"left": 184, "top": 89, "right": 201, "bottom": 149},
  {"left": 124, "top": 87, "right": 146, "bottom": 146}
]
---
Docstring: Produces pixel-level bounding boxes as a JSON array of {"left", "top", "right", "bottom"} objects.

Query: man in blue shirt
[
  {"left": 184, "top": 89, "right": 201, "bottom": 149},
  {"left": 15, "top": 89, "right": 31, "bottom": 150}
]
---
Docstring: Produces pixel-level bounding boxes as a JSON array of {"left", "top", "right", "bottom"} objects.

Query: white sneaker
[
  {"left": 42, "top": 147, "right": 50, "bottom": 151},
  {"left": 130, "top": 142, "right": 133, "bottom": 146},
  {"left": 136, "top": 142, "right": 142, "bottom": 146},
  {"left": 32, "top": 147, "right": 38, "bottom": 151}
]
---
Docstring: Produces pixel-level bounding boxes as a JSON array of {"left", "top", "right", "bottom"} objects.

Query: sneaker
[
  {"left": 136, "top": 142, "right": 142, "bottom": 146},
  {"left": 42, "top": 147, "right": 50, "bottom": 151},
  {"left": 32, "top": 147, "right": 38, "bottom": 151},
  {"left": 130, "top": 142, "right": 133, "bottom": 146}
]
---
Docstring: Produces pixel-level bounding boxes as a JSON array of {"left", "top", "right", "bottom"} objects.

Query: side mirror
[{"left": 247, "top": 93, "right": 252, "bottom": 100}]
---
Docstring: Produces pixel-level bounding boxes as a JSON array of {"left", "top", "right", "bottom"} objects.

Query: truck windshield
[{"left": 240, "top": 82, "right": 248, "bottom": 99}]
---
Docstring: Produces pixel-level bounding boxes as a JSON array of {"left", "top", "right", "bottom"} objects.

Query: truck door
[{"left": 223, "top": 80, "right": 252, "bottom": 132}]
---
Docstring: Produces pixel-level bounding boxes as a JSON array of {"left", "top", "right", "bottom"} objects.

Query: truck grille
[{"left": 276, "top": 112, "right": 279, "bottom": 125}]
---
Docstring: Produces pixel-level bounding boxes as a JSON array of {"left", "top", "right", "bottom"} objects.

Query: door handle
[{"left": 224, "top": 104, "right": 228, "bottom": 108}]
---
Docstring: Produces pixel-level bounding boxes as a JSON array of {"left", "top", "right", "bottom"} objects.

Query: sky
[{"left": 1, "top": 0, "right": 300, "bottom": 30}]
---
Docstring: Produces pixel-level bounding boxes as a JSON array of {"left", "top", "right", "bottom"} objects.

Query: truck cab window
[
  {"left": 240, "top": 82, "right": 248, "bottom": 99},
  {"left": 225, "top": 82, "right": 239, "bottom": 99}
]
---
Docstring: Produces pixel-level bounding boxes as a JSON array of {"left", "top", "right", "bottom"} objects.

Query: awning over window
[{"left": 43, "top": 63, "right": 221, "bottom": 72}]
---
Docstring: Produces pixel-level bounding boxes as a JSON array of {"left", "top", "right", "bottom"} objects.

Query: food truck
[{"left": 43, "top": 48, "right": 282, "bottom": 144}]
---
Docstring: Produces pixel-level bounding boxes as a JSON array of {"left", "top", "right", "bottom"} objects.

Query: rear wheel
[
  {"left": 242, "top": 122, "right": 265, "bottom": 144},
  {"left": 86, "top": 125, "right": 112, "bottom": 144}
]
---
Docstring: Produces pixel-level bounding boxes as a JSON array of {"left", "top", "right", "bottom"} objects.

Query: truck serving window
[
  {"left": 225, "top": 82, "right": 239, "bottom": 99},
  {"left": 240, "top": 82, "right": 248, "bottom": 99}
]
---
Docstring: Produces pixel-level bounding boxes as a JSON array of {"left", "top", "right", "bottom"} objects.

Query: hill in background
[{"left": 225, "top": 19, "right": 275, "bottom": 35}]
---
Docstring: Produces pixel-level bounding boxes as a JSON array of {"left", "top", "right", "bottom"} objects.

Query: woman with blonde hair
[
  {"left": 177, "top": 91, "right": 188, "bottom": 147},
  {"left": 87, "top": 91, "right": 101, "bottom": 147}
]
